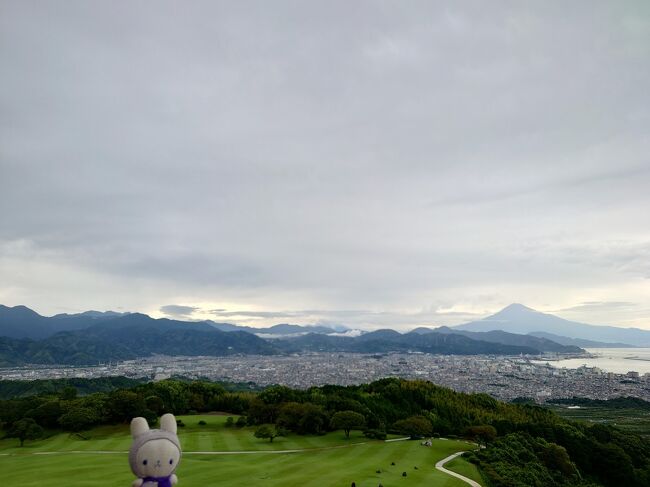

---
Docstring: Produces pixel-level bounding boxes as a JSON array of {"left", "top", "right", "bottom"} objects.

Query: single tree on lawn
[
  {"left": 330, "top": 411, "right": 366, "bottom": 438},
  {"left": 6, "top": 418, "right": 44, "bottom": 447},
  {"left": 57, "top": 406, "right": 100, "bottom": 432},
  {"left": 254, "top": 424, "right": 284, "bottom": 443}
]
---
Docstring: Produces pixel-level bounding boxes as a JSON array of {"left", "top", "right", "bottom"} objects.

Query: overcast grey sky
[{"left": 1, "top": 1, "right": 649, "bottom": 329}]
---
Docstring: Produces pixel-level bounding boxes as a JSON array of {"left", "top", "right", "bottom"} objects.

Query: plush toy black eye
[
  {"left": 169, "top": 459, "right": 173, "bottom": 464},
  {"left": 142, "top": 460, "right": 148, "bottom": 465}
]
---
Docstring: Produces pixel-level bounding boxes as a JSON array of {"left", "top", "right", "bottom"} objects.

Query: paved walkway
[
  {"left": 435, "top": 451, "right": 482, "bottom": 487},
  {"left": 0, "top": 442, "right": 372, "bottom": 457}
]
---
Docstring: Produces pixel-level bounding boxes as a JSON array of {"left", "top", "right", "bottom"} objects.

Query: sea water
[{"left": 535, "top": 348, "right": 650, "bottom": 375}]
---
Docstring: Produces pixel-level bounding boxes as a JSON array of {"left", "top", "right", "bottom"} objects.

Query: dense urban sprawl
[{"left": 3, "top": 352, "right": 649, "bottom": 402}]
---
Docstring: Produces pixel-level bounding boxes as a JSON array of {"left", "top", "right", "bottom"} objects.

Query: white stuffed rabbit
[{"left": 129, "top": 413, "right": 181, "bottom": 487}]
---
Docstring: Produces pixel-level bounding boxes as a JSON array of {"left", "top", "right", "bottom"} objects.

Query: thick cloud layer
[{"left": 1, "top": 1, "right": 649, "bottom": 329}]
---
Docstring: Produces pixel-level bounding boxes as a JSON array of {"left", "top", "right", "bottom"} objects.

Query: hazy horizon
[
  {"left": 5, "top": 301, "right": 650, "bottom": 333},
  {"left": 1, "top": 2, "right": 649, "bottom": 330}
]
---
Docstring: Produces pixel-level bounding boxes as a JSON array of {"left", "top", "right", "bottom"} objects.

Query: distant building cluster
[{"left": 2, "top": 352, "right": 650, "bottom": 403}]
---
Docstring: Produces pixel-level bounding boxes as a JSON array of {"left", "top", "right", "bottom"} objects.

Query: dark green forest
[
  {"left": 0, "top": 377, "right": 146, "bottom": 400},
  {"left": 1, "top": 377, "right": 649, "bottom": 486}
]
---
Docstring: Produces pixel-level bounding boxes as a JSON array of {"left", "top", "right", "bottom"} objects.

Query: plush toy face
[
  {"left": 133, "top": 438, "right": 181, "bottom": 478},
  {"left": 129, "top": 413, "right": 182, "bottom": 480}
]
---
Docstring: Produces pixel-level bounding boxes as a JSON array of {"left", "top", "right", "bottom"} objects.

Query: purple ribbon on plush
[{"left": 142, "top": 476, "right": 172, "bottom": 487}]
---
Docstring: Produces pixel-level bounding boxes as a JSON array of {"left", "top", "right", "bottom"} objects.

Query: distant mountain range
[
  {"left": 0, "top": 313, "right": 275, "bottom": 366},
  {"left": 433, "top": 326, "right": 583, "bottom": 353},
  {"left": 208, "top": 322, "right": 346, "bottom": 336},
  {"left": 1, "top": 302, "right": 647, "bottom": 366},
  {"left": 0, "top": 305, "right": 345, "bottom": 340},
  {"left": 454, "top": 303, "right": 650, "bottom": 347},
  {"left": 0, "top": 305, "right": 129, "bottom": 340},
  {"left": 526, "top": 331, "right": 634, "bottom": 349},
  {"left": 271, "top": 329, "right": 543, "bottom": 355}
]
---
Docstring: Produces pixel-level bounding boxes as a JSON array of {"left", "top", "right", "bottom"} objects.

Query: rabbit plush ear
[
  {"left": 160, "top": 413, "right": 177, "bottom": 434},
  {"left": 130, "top": 417, "right": 150, "bottom": 438}
]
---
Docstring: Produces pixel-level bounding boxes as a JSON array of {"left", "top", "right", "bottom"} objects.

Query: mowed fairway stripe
[
  {"left": 254, "top": 452, "right": 307, "bottom": 483},
  {"left": 1, "top": 420, "right": 477, "bottom": 487},
  {"left": 0, "top": 445, "right": 476, "bottom": 487},
  {"left": 219, "top": 429, "right": 245, "bottom": 451},
  {"left": 93, "top": 436, "right": 127, "bottom": 451},
  {"left": 197, "top": 433, "right": 214, "bottom": 451}
]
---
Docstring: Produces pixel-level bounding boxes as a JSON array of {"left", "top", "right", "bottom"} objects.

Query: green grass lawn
[
  {"left": 0, "top": 415, "right": 480, "bottom": 486},
  {"left": 444, "top": 455, "right": 484, "bottom": 485}
]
